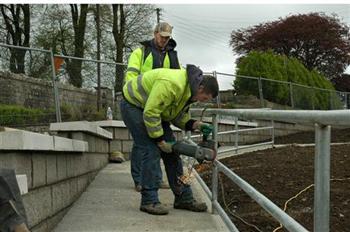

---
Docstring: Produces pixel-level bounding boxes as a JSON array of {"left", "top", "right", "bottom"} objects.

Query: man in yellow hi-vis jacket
[
  {"left": 125, "top": 22, "right": 181, "bottom": 192},
  {"left": 120, "top": 64, "right": 218, "bottom": 215}
]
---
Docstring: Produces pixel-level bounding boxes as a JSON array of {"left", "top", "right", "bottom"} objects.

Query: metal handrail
[{"left": 190, "top": 108, "right": 349, "bottom": 231}]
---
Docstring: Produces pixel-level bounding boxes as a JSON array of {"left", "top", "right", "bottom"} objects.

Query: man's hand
[{"left": 157, "top": 140, "right": 175, "bottom": 153}]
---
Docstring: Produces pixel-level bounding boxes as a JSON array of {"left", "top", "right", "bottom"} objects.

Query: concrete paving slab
[{"left": 53, "top": 162, "right": 229, "bottom": 232}]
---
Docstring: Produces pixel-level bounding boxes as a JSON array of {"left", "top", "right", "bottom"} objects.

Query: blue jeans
[{"left": 120, "top": 99, "right": 193, "bottom": 205}]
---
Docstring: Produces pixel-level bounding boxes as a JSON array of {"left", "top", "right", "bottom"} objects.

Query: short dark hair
[{"left": 200, "top": 75, "right": 219, "bottom": 98}]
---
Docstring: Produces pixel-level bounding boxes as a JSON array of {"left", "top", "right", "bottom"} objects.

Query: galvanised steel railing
[
  {"left": 0, "top": 43, "right": 126, "bottom": 123},
  {"left": 188, "top": 108, "right": 350, "bottom": 232}
]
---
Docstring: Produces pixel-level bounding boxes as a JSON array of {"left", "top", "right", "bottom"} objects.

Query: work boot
[
  {"left": 174, "top": 200, "right": 207, "bottom": 212},
  {"left": 140, "top": 203, "right": 169, "bottom": 215},
  {"left": 134, "top": 184, "right": 142, "bottom": 192},
  {"left": 14, "top": 223, "right": 30, "bottom": 232}
]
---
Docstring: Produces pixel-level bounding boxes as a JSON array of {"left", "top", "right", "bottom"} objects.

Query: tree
[
  {"left": 112, "top": 4, "right": 155, "bottom": 94},
  {"left": 235, "top": 50, "right": 340, "bottom": 110},
  {"left": 230, "top": 12, "right": 350, "bottom": 80},
  {"left": 112, "top": 4, "right": 125, "bottom": 94},
  {"left": 0, "top": 4, "right": 30, "bottom": 73},
  {"left": 66, "top": 4, "right": 89, "bottom": 88}
]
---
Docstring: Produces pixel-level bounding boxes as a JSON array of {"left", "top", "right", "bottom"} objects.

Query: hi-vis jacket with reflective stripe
[
  {"left": 123, "top": 65, "right": 202, "bottom": 139},
  {"left": 124, "top": 39, "right": 180, "bottom": 83}
]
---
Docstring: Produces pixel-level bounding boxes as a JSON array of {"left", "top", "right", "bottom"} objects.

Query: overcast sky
[{"left": 157, "top": 4, "right": 350, "bottom": 89}]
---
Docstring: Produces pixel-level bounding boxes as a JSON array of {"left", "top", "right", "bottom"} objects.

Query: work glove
[
  {"left": 199, "top": 122, "right": 213, "bottom": 139},
  {"left": 157, "top": 141, "right": 175, "bottom": 153}
]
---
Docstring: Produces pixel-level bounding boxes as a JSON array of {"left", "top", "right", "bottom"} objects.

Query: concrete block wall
[
  {"left": 0, "top": 124, "right": 111, "bottom": 232},
  {"left": 93, "top": 119, "right": 312, "bottom": 154},
  {"left": 95, "top": 120, "right": 184, "bottom": 160}
]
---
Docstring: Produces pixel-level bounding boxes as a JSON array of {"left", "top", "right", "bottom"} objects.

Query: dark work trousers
[{"left": 120, "top": 98, "right": 193, "bottom": 205}]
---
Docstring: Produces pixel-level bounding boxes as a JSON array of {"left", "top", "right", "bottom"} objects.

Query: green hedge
[
  {"left": 0, "top": 104, "right": 106, "bottom": 126},
  {"left": 235, "top": 50, "right": 341, "bottom": 110},
  {"left": 0, "top": 104, "right": 54, "bottom": 126}
]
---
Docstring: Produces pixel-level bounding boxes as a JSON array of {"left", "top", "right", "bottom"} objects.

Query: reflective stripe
[
  {"left": 137, "top": 75, "right": 148, "bottom": 102},
  {"left": 144, "top": 115, "right": 160, "bottom": 123},
  {"left": 146, "top": 125, "right": 163, "bottom": 133},
  {"left": 127, "top": 81, "right": 142, "bottom": 107},
  {"left": 127, "top": 67, "right": 140, "bottom": 74}
]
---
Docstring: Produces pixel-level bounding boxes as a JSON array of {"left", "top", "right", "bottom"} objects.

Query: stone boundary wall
[
  {"left": 0, "top": 71, "right": 113, "bottom": 110},
  {"left": 0, "top": 125, "right": 111, "bottom": 232}
]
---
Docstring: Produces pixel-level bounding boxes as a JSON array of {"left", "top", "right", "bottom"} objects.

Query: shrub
[{"left": 235, "top": 50, "right": 340, "bottom": 109}]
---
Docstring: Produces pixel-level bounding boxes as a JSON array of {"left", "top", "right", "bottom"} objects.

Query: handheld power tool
[{"left": 171, "top": 137, "right": 217, "bottom": 163}]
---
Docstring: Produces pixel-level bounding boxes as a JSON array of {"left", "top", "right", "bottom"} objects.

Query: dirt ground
[{"left": 196, "top": 129, "right": 350, "bottom": 232}]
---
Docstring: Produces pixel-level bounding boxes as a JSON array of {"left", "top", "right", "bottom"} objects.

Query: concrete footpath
[{"left": 53, "top": 161, "right": 229, "bottom": 232}]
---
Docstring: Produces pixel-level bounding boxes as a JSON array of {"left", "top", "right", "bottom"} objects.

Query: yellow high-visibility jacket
[
  {"left": 124, "top": 39, "right": 180, "bottom": 83},
  {"left": 123, "top": 65, "right": 202, "bottom": 139}
]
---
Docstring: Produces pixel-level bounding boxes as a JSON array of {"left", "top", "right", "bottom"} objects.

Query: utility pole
[{"left": 156, "top": 8, "right": 160, "bottom": 23}]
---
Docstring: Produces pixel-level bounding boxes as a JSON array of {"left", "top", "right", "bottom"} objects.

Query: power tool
[{"left": 172, "top": 136, "right": 217, "bottom": 163}]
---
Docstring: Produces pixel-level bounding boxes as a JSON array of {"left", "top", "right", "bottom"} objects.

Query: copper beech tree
[{"left": 230, "top": 12, "right": 350, "bottom": 80}]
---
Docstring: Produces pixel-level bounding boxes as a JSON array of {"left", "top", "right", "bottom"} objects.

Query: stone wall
[
  {"left": 0, "top": 71, "right": 113, "bottom": 110},
  {"left": 0, "top": 124, "right": 112, "bottom": 232}
]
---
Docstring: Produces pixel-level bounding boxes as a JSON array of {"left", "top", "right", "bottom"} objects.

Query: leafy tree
[
  {"left": 235, "top": 50, "right": 339, "bottom": 109},
  {"left": 66, "top": 4, "right": 89, "bottom": 88},
  {"left": 112, "top": 4, "right": 155, "bottom": 94},
  {"left": 0, "top": 4, "right": 30, "bottom": 73},
  {"left": 230, "top": 12, "right": 350, "bottom": 80}
]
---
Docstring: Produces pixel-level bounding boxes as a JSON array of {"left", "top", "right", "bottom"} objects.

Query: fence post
[
  {"left": 50, "top": 50, "right": 62, "bottom": 122},
  {"left": 311, "top": 87, "right": 315, "bottom": 110},
  {"left": 289, "top": 82, "right": 294, "bottom": 108},
  {"left": 314, "top": 124, "right": 330, "bottom": 232},
  {"left": 258, "top": 76, "right": 264, "bottom": 108},
  {"left": 271, "top": 120, "right": 275, "bottom": 145},
  {"left": 329, "top": 90, "right": 334, "bottom": 110},
  {"left": 234, "top": 117, "right": 238, "bottom": 154},
  {"left": 211, "top": 113, "right": 219, "bottom": 214},
  {"left": 213, "top": 71, "right": 220, "bottom": 108}
]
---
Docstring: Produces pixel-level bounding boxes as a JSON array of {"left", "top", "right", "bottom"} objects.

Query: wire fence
[
  {"left": 215, "top": 72, "right": 350, "bottom": 110},
  {"left": 1, "top": 43, "right": 349, "bottom": 128},
  {"left": 0, "top": 43, "right": 125, "bottom": 127}
]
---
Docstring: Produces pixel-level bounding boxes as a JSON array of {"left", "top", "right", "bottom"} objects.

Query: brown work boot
[
  {"left": 14, "top": 223, "right": 30, "bottom": 232},
  {"left": 140, "top": 203, "right": 169, "bottom": 215},
  {"left": 174, "top": 200, "right": 207, "bottom": 212}
]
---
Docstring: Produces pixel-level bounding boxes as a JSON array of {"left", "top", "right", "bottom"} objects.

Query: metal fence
[
  {"left": 1, "top": 43, "right": 350, "bottom": 128},
  {"left": 187, "top": 108, "right": 350, "bottom": 232},
  {"left": 0, "top": 43, "right": 125, "bottom": 126},
  {"left": 214, "top": 72, "right": 350, "bottom": 110}
]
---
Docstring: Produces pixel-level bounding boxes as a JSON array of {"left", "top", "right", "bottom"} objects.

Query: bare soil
[{"left": 196, "top": 129, "right": 350, "bottom": 232}]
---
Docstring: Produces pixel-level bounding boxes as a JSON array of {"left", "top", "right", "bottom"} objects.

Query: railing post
[
  {"left": 271, "top": 120, "right": 275, "bottom": 145},
  {"left": 50, "top": 50, "right": 62, "bottom": 122},
  {"left": 234, "top": 117, "right": 238, "bottom": 154},
  {"left": 211, "top": 113, "right": 219, "bottom": 214},
  {"left": 314, "top": 124, "right": 330, "bottom": 232},
  {"left": 212, "top": 162, "right": 218, "bottom": 214}
]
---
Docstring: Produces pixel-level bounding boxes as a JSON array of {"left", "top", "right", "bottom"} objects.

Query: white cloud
[{"left": 158, "top": 4, "right": 350, "bottom": 89}]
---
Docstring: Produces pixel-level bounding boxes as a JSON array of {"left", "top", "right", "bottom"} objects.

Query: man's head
[
  {"left": 154, "top": 22, "right": 173, "bottom": 50},
  {"left": 192, "top": 75, "right": 219, "bottom": 102}
]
